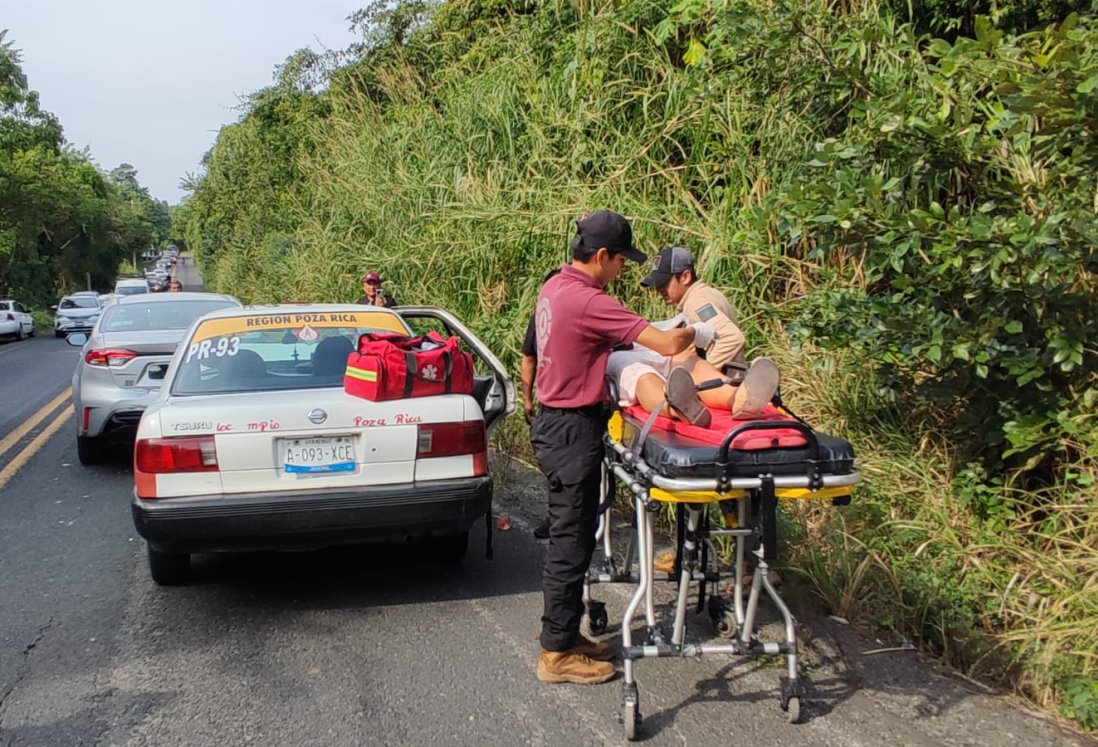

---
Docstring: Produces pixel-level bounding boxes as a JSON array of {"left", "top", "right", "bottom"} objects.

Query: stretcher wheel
[
  {"left": 780, "top": 676, "right": 804, "bottom": 724},
  {"left": 586, "top": 601, "right": 608, "bottom": 635},
  {"left": 785, "top": 696, "right": 801, "bottom": 724},
  {"left": 707, "top": 596, "right": 737, "bottom": 638},
  {"left": 623, "top": 689, "right": 641, "bottom": 742}
]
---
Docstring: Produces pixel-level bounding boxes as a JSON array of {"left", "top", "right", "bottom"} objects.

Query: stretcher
[{"left": 586, "top": 390, "right": 860, "bottom": 740}]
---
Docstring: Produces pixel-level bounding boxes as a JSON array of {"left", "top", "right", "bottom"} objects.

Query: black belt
[{"left": 539, "top": 403, "right": 606, "bottom": 417}]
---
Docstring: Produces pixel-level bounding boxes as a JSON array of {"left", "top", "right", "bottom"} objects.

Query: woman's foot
[
  {"left": 665, "top": 366, "right": 711, "bottom": 427},
  {"left": 731, "top": 357, "right": 780, "bottom": 418}
]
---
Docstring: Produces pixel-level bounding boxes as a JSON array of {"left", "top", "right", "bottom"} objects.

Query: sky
[{"left": 5, "top": 0, "right": 361, "bottom": 205}]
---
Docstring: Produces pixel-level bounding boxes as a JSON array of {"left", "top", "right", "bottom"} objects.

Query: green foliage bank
[{"left": 180, "top": 0, "right": 1097, "bottom": 728}]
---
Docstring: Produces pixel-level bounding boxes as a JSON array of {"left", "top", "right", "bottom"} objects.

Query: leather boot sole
[
  {"left": 734, "top": 357, "right": 780, "bottom": 418},
  {"left": 666, "top": 366, "right": 711, "bottom": 427}
]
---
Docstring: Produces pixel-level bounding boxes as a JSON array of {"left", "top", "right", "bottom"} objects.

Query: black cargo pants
[{"left": 530, "top": 404, "right": 606, "bottom": 652}]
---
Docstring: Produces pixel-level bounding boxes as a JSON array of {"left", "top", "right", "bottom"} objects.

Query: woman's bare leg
[{"left": 635, "top": 372, "right": 674, "bottom": 417}]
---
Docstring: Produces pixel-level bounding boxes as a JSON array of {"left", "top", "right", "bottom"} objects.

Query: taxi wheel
[
  {"left": 148, "top": 545, "right": 190, "bottom": 586},
  {"left": 76, "top": 435, "right": 105, "bottom": 465}
]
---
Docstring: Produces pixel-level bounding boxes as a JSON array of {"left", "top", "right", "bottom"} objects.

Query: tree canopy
[{"left": 0, "top": 30, "right": 167, "bottom": 305}]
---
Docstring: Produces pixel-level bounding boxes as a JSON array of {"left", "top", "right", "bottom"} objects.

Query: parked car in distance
[
  {"left": 52, "top": 294, "right": 102, "bottom": 337},
  {"left": 0, "top": 299, "right": 35, "bottom": 341},
  {"left": 68, "top": 292, "right": 241, "bottom": 465},
  {"left": 129, "top": 304, "right": 515, "bottom": 584}
]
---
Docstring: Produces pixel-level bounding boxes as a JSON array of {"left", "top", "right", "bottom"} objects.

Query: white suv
[{"left": 113, "top": 278, "right": 150, "bottom": 297}]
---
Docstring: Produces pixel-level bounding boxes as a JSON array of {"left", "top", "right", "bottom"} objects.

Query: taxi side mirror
[{"left": 66, "top": 333, "right": 88, "bottom": 346}]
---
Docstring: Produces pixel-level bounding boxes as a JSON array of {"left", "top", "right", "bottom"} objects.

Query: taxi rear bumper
[{"left": 132, "top": 476, "right": 492, "bottom": 553}]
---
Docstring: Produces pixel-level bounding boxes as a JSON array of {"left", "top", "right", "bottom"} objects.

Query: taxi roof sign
[{"left": 190, "top": 310, "right": 406, "bottom": 343}]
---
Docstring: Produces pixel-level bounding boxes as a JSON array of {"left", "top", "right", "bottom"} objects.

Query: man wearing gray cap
[
  {"left": 641, "top": 246, "right": 746, "bottom": 369},
  {"left": 637, "top": 246, "right": 780, "bottom": 575}
]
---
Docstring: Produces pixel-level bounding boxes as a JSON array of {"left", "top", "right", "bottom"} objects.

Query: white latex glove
[{"left": 690, "top": 322, "right": 717, "bottom": 350}]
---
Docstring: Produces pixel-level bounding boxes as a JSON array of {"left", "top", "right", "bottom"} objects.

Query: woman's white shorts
[{"left": 607, "top": 346, "right": 671, "bottom": 406}]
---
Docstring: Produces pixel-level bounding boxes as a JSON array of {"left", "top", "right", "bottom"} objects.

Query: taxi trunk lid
[{"left": 155, "top": 390, "right": 476, "bottom": 495}]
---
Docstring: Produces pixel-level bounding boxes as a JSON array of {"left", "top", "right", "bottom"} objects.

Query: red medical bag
[{"left": 344, "top": 331, "right": 474, "bottom": 401}]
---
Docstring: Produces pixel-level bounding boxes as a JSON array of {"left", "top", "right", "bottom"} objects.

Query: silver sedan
[{"left": 68, "top": 292, "right": 241, "bottom": 464}]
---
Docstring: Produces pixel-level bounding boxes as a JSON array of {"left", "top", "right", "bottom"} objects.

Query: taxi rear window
[{"left": 171, "top": 310, "right": 408, "bottom": 395}]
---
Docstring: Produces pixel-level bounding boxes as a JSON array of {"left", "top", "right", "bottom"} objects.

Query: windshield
[
  {"left": 116, "top": 285, "right": 149, "bottom": 296},
  {"left": 172, "top": 310, "right": 408, "bottom": 395},
  {"left": 101, "top": 299, "right": 237, "bottom": 333},
  {"left": 59, "top": 297, "right": 99, "bottom": 310}
]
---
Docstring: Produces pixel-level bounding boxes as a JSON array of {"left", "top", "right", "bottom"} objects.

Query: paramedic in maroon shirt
[
  {"left": 521, "top": 268, "right": 562, "bottom": 541},
  {"left": 531, "top": 210, "right": 716, "bottom": 685}
]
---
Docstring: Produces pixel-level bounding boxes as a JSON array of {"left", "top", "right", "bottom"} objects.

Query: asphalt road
[{"left": 0, "top": 275, "right": 1089, "bottom": 746}]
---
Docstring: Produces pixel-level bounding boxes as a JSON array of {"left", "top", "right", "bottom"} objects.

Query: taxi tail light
[
  {"left": 85, "top": 348, "right": 138, "bottom": 367},
  {"left": 135, "top": 436, "right": 219, "bottom": 474},
  {"left": 417, "top": 421, "right": 488, "bottom": 476},
  {"left": 4, "top": 313, "right": 13, "bottom": 321}
]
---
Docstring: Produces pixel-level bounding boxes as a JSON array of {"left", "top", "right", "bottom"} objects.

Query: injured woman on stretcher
[{"left": 606, "top": 343, "right": 780, "bottom": 429}]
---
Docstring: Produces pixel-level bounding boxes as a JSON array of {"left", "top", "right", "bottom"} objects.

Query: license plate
[{"left": 281, "top": 436, "right": 356, "bottom": 474}]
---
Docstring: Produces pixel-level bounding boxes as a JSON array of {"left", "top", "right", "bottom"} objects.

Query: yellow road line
[
  {"left": 0, "top": 408, "right": 73, "bottom": 492},
  {"left": 0, "top": 387, "right": 71, "bottom": 460}
]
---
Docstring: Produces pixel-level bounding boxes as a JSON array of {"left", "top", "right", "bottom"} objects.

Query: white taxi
[{"left": 131, "top": 304, "right": 515, "bottom": 584}]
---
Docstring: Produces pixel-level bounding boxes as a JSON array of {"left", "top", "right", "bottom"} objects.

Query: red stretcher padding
[{"left": 621, "top": 404, "right": 809, "bottom": 450}]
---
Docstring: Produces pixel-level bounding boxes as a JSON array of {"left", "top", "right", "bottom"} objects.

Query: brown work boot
[
  {"left": 537, "top": 649, "right": 616, "bottom": 684},
  {"left": 572, "top": 633, "right": 615, "bottom": 662},
  {"left": 666, "top": 366, "right": 711, "bottom": 427},
  {"left": 653, "top": 549, "right": 677, "bottom": 575}
]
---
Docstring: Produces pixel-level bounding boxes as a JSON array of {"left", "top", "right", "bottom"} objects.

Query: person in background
[
  {"left": 357, "top": 271, "right": 395, "bottom": 307},
  {"left": 531, "top": 210, "right": 716, "bottom": 686},
  {"left": 521, "top": 268, "right": 562, "bottom": 541},
  {"left": 169, "top": 280, "right": 183, "bottom": 292}
]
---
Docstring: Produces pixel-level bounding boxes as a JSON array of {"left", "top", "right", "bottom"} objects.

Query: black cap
[
  {"left": 575, "top": 210, "right": 647, "bottom": 262},
  {"left": 641, "top": 246, "right": 696, "bottom": 287}
]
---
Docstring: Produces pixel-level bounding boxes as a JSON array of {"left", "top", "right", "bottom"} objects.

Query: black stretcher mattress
[{"left": 619, "top": 417, "right": 856, "bottom": 480}]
